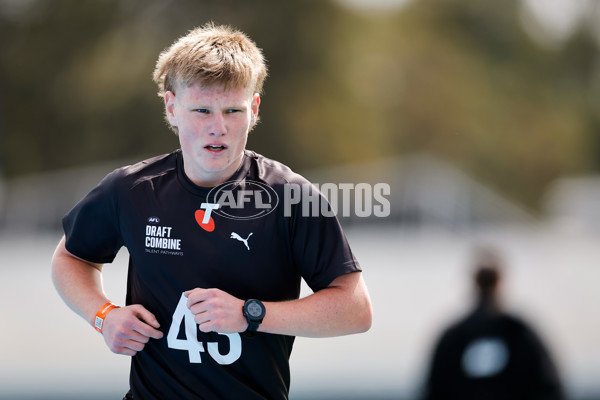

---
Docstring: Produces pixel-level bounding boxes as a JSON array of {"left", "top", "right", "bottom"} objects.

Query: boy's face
[{"left": 165, "top": 81, "right": 260, "bottom": 187}]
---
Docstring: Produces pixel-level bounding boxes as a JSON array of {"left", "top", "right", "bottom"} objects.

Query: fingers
[
  {"left": 193, "top": 309, "right": 227, "bottom": 333},
  {"left": 184, "top": 288, "right": 246, "bottom": 333},
  {"left": 103, "top": 305, "right": 164, "bottom": 356},
  {"left": 184, "top": 288, "right": 210, "bottom": 306},
  {"left": 184, "top": 288, "right": 225, "bottom": 309},
  {"left": 130, "top": 305, "right": 163, "bottom": 339},
  {"left": 110, "top": 327, "right": 150, "bottom": 354},
  {"left": 185, "top": 289, "right": 221, "bottom": 318}
]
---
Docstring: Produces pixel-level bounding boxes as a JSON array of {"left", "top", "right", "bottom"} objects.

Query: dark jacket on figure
[{"left": 423, "top": 302, "right": 565, "bottom": 400}]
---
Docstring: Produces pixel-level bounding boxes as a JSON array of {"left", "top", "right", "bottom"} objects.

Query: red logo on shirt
[{"left": 195, "top": 203, "right": 219, "bottom": 232}]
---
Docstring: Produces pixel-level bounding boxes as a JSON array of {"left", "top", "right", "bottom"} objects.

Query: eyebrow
[{"left": 189, "top": 104, "right": 248, "bottom": 109}]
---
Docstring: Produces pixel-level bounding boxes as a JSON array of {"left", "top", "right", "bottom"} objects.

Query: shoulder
[
  {"left": 500, "top": 313, "right": 545, "bottom": 344},
  {"left": 102, "top": 151, "right": 179, "bottom": 191},
  {"left": 497, "top": 313, "right": 533, "bottom": 333},
  {"left": 245, "top": 150, "right": 311, "bottom": 187}
]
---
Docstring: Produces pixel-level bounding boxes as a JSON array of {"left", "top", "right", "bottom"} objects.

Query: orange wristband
[{"left": 94, "top": 302, "right": 118, "bottom": 334}]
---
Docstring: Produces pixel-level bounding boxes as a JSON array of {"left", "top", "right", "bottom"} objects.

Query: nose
[{"left": 209, "top": 113, "right": 226, "bottom": 137}]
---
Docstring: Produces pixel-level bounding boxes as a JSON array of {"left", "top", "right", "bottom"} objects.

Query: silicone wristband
[{"left": 94, "top": 302, "right": 118, "bottom": 334}]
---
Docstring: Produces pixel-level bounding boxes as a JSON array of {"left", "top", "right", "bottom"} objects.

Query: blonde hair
[{"left": 153, "top": 23, "right": 268, "bottom": 97}]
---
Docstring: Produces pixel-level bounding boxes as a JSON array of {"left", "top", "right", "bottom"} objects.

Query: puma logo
[{"left": 230, "top": 232, "right": 253, "bottom": 250}]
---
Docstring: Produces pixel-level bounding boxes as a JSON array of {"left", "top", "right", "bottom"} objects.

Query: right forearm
[{"left": 51, "top": 236, "right": 109, "bottom": 326}]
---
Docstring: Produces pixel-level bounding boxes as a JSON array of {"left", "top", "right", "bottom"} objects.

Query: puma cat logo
[{"left": 230, "top": 232, "right": 253, "bottom": 250}]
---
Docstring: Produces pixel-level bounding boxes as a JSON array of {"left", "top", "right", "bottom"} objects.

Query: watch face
[
  {"left": 247, "top": 302, "right": 263, "bottom": 317},
  {"left": 246, "top": 299, "right": 265, "bottom": 319}
]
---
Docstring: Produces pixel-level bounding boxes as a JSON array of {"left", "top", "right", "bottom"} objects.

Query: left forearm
[
  {"left": 185, "top": 272, "right": 372, "bottom": 337},
  {"left": 259, "top": 272, "right": 372, "bottom": 338}
]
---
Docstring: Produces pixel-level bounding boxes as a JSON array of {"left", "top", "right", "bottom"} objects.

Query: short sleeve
[
  {"left": 288, "top": 183, "right": 361, "bottom": 292},
  {"left": 62, "top": 169, "right": 124, "bottom": 264}
]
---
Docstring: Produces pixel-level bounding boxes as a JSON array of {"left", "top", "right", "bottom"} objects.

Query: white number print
[{"left": 167, "top": 293, "right": 242, "bottom": 365}]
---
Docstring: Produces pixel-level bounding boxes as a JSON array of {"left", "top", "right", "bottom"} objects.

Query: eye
[
  {"left": 227, "top": 109, "right": 241, "bottom": 113},
  {"left": 194, "top": 108, "right": 209, "bottom": 114}
]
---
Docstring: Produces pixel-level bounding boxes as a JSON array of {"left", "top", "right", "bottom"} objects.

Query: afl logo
[
  {"left": 147, "top": 216, "right": 160, "bottom": 224},
  {"left": 207, "top": 180, "right": 279, "bottom": 221}
]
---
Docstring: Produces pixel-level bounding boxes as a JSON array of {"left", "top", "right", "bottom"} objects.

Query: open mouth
[{"left": 205, "top": 145, "right": 227, "bottom": 152}]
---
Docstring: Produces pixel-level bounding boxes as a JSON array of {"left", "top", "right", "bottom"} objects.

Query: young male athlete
[{"left": 51, "top": 23, "right": 372, "bottom": 399}]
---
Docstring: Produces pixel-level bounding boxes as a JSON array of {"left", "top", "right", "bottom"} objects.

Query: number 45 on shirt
[{"left": 167, "top": 293, "right": 242, "bottom": 365}]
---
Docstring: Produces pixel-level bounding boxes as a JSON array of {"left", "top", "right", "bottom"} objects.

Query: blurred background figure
[{"left": 421, "top": 247, "right": 565, "bottom": 400}]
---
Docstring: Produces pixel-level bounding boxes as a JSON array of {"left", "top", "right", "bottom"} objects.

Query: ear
[
  {"left": 164, "top": 91, "right": 177, "bottom": 127},
  {"left": 251, "top": 93, "right": 260, "bottom": 123}
]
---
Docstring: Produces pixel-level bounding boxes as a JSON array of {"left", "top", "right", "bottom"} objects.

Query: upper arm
[
  {"left": 327, "top": 272, "right": 370, "bottom": 304},
  {"left": 327, "top": 271, "right": 363, "bottom": 290},
  {"left": 287, "top": 182, "right": 361, "bottom": 292},
  {"left": 52, "top": 235, "right": 103, "bottom": 272},
  {"left": 61, "top": 168, "right": 124, "bottom": 264},
  {"left": 326, "top": 272, "right": 372, "bottom": 331}
]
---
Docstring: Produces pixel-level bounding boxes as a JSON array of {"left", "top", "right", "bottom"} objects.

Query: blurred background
[{"left": 1, "top": 0, "right": 599, "bottom": 399}]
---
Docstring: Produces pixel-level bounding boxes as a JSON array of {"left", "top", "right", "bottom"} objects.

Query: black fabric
[
  {"left": 63, "top": 150, "right": 360, "bottom": 400},
  {"left": 422, "top": 306, "right": 565, "bottom": 400}
]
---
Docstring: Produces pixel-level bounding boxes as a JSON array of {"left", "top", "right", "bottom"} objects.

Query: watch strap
[{"left": 246, "top": 320, "right": 260, "bottom": 333}]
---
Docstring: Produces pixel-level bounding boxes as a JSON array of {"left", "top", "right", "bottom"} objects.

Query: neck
[
  {"left": 183, "top": 152, "right": 244, "bottom": 187},
  {"left": 476, "top": 294, "right": 500, "bottom": 313}
]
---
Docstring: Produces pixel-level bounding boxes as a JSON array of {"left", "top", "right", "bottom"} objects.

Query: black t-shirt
[
  {"left": 422, "top": 306, "right": 564, "bottom": 400},
  {"left": 63, "top": 150, "right": 361, "bottom": 400}
]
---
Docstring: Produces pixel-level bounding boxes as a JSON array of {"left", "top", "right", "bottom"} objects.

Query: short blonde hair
[{"left": 152, "top": 23, "right": 268, "bottom": 97}]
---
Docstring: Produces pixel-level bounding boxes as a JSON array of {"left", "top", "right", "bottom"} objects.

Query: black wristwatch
[{"left": 243, "top": 299, "right": 266, "bottom": 337}]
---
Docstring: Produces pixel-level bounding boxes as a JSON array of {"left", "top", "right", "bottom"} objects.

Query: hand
[
  {"left": 101, "top": 304, "right": 163, "bottom": 356},
  {"left": 184, "top": 288, "right": 247, "bottom": 334}
]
